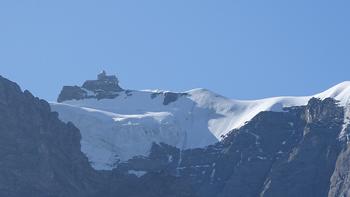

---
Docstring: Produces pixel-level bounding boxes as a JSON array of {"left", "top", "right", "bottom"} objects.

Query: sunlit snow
[{"left": 50, "top": 81, "right": 350, "bottom": 170}]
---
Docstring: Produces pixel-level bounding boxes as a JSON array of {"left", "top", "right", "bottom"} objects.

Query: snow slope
[{"left": 50, "top": 81, "right": 350, "bottom": 170}]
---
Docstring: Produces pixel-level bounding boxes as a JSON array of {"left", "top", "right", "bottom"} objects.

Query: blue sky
[{"left": 0, "top": 0, "right": 349, "bottom": 101}]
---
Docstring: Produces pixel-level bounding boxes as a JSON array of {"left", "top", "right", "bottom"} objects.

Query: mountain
[
  {"left": 2, "top": 73, "right": 350, "bottom": 196},
  {"left": 51, "top": 71, "right": 350, "bottom": 170}
]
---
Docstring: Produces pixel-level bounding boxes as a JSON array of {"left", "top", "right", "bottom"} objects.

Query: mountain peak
[
  {"left": 57, "top": 71, "right": 124, "bottom": 102},
  {"left": 315, "top": 81, "right": 350, "bottom": 105}
]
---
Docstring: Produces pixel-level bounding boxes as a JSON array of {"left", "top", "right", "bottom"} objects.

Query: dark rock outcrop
[
  {"left": 57, "top": 86, "right": 87, "bottom": 102},
  {"left": 57, "top": 71, "right": 123, "bottom": 102},
  {"left": 151, "top": 92, "right": 189, "bottom": 105}
]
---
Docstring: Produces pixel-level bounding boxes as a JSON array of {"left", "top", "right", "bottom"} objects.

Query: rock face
[
  {"left": 57, "top": 71, "right": 123, "bottom": 102},
  {"left": 0, "top": 76, "right": 102, "bottom": 197}
]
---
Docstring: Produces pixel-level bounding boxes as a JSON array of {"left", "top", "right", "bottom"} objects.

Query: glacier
[{"left": 51, "top": 79, "right": 350, "bottom": 170}]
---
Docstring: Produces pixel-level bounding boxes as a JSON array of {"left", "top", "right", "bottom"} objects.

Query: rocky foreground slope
[
  {"left": 2, "top": 74, "right": 350, "bottom": 196},
  {"left": 0, "top": 76, "right": 100, "bottom": 196}
]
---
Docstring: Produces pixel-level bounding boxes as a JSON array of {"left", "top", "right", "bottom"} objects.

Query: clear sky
[{"left": 0, "top": 0, "right": 349, "bottom": 101}]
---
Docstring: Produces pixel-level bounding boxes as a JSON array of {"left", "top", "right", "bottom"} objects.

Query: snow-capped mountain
[
  {"left": 3, "top": 73, "right": 350, "bottom": 197},
  {"left": 50, "top": 71, "right": 350, "bottom": 170}
]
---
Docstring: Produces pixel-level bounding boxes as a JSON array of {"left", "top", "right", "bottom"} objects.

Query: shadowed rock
[{"left": 0, "top": 75, "right": 101, "bottom": 197}]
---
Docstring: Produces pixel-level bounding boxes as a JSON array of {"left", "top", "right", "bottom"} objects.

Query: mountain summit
[{"left": 57, "top": 71, "right": 123, "bottom": 102}]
